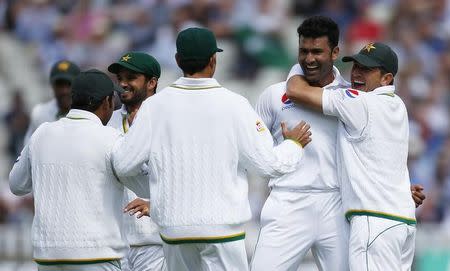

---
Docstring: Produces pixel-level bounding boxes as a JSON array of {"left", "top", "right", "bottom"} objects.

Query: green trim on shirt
[
  {"left": 345, "top": 209, "right": 416, "bottom": 225},
  {"left": 122, "top": 114, "right": 129, "bottom": 133},
  {"left": 66, "top": 117, "right": 89, "bottom": 120},
  {"left": 170, "top": 84, "right": 221, "bottom": 90},
  {"left": 377, "top": 92, "right": 395, "bottom": 97},
  {"left": 35, "top": 258, "right": 121, "bottom": 265},
  {"left": 160, "top": 232, "right": 245, "bottom": 244}
]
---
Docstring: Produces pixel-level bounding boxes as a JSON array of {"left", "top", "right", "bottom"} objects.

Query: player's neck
[
  {"left": 314, "top": 72, "right": 335, "bottom": 87},
  {"left": 125, "top": 103, "right": 141, "bottom": 114}
]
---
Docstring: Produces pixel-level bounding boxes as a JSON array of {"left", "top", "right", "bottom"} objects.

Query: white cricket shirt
[
  {"left": 257, "top": 65, "right": 349, "bottom": 190},
  {"left": 108, "top": 106, "right": 162, "bottom": 246},
  {"left": 9, "top": 109, "right": 135, "bottom": 263},
  {"left": 322, "top": 85, "right": 416, "bottom": 224},
  {"left": 112, "top": 77, "right": 304, "bottom": 243}
]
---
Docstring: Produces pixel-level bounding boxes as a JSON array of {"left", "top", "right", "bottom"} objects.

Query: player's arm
[
  {"left": 112, "top": 101, "right": 152, "bottom": 177},
  {"left": 9, "top": 144, "right": 32, "bottom": 196},
  {"left": 286, "top": 75, "right": 324, "bottom": 112},
  {"left": 238, "top": 99, "right": 311, "bottom": 178}
]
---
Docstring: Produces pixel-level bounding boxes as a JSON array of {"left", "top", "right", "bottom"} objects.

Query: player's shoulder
[
  {"left": 261, "top": 81, "right": 286, "bottom": 97},
  {"left": 257, "top": 81, "right": 286, "bottom": 104},
  {"left": 30, "top": 99, "right": 57, "bottom": 119}
]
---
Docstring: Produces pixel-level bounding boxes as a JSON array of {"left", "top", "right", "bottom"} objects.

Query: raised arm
[{"left": 286, "top": 75, "right": 324, "bottom": 112}]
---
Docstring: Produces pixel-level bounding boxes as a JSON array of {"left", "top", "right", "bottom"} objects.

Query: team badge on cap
[
  {"left": 364, "top": 43, "right": 376, "bottom": 52},
  {"left": 121, "top": 54, "right": 131, "bottom": 62},
  {"left": 345, "top": 88, "right": 360, "bottom": 98},
  {"left": 57, "top": 61, "right": 70, "bottom": 71},
  {"left": 256, "top": 120, "right": 266, "bottom": 132}
]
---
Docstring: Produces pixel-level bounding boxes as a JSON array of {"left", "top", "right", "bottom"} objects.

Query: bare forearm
[{"left": 286, "top": 75, "right": 324, "bottom": 112}]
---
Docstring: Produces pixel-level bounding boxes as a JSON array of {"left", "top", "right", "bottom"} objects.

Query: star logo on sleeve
[{"left": 121, "top": 54, "right": 131, "bottom": 62}]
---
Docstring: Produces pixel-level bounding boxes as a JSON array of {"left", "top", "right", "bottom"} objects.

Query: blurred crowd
[{"left": 0, "top": 0, "right": 449, "bottom": 239}]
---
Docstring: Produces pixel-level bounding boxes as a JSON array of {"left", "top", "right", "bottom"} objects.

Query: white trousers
[
  {"left": 38, "top": 260, "right": 121, "bottom": 271},
  {"left": 162, "top": 239, "right": 248, "bottom": 271},
  {"left": 349, "top": 216, "right": 416, "bottom": 271},
  {"left": 251, "top": 189, "right": 349, "bottom": 271},
  {"left": 121, "top": 244, "right": 166, "bottom": 271}
]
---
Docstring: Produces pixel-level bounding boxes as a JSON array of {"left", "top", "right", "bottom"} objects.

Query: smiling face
[
  {"left": 350, "top": 62, "right": 393, "bottom": 92},
  {"left": 298, "top": 36, "right": 339, "bottom": 87},
  {"left": 116, "top": 68, "right": 155, "bottom": 107}
]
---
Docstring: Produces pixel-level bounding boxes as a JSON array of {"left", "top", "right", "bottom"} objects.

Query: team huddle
[{"left": 9, "top": 16, "right": 425, "bottom": 271}]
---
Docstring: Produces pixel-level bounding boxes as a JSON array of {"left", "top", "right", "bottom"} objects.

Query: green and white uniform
[{"left": 322, "top": 85, "right": 416, "bottom": 270}]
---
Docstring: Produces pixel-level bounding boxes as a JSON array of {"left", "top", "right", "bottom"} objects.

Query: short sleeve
[{"left": 322, "top": 88, "right": 369, "bottom": 137}]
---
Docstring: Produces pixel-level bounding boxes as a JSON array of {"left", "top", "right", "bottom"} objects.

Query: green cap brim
[
  {"left": 342, "top": 54, "right": 382, "bottom": 68},
  {"left": 50, "top": 74, "right": 75, "bottom": 84},
  {"left": 108, "top": 62, "right": 146, "bottom": 75}
]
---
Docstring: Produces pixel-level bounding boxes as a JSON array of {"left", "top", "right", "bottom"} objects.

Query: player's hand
[
  {"left": 411, "top": 184, "right": 425, "bottom": 208},
  {"left": 124, "top": 198, "right": 150, "bottom": 218},
  {"left": 281, "top": 121, "right": 312, "bottom": 147}
]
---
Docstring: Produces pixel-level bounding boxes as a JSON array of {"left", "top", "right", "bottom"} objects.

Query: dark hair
[
  {"left": 297, "top": 16, "right": 339, "bottom": 49},
  {"left": 71, "top": 94, "right": 113, "bottom": 112},
  {"left": 177, "top": 57, "right": 210, "bottom": 76}
]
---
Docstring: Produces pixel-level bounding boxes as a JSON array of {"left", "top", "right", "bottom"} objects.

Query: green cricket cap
[
  {"left": 176, "top": 27, "right": 223, "bottom": 61},
  {"left": 49, "top": 60, "right": 80, "bottom": 84},
  {"left": 342, "top": 42, "right": 398, "bottom": 76},
  {"left": 72, "top": 69, "right": 124, "bottom": 102},
  {"left": 108, "top": 52, "right": 161, "bottom": 78}
]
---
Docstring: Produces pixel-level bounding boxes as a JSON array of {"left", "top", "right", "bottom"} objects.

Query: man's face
[
  {"left": 116, "top": 69, "right": 153, "bottom": 106},
  {"left": 298, "top": 36, "right": 338, "bottom": 87},
  {"left": 350, "top": 62, "right": 384, "bottom": 92},
  {"left": 52, "top": 80, "right": 71, "bottom": 112}
]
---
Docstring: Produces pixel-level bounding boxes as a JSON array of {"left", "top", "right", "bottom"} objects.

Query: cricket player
[
  {"left": 24, "top": 60, "right": 80, "bottom": 143},
  {"left": 9, "top": 69, "right": 148, "bottom": 271},
  {"left": 112, "top": 27, "right": 312, "bottom": 271},
  {"left": 251, "top": 16, "right": 349, "bottom": 271},
  {"left": 107, "top": 52, "right": 166, "bottom": 271},
  {"left": 286, "top": 42, "right": 416, "bottom": 270}
]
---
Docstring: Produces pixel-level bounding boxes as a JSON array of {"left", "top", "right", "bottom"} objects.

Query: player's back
[
  {"left": 28, "top": 109, "right": 127, "bottom": 259},
  {"left": 143, "top": 82, "right": 253, "bottom": 230}
]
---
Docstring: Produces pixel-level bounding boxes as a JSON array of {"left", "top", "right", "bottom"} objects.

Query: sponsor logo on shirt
[
  {"left": 345, "top": 88, "right": 359, "bottom": 98},
  {"left": 281, "top": 93, "right": 295, "bottom": 110},
  {"left": 256, "top": 120, "right": 266, "bottom": 132},
  {"left": 281, "top": 93, "right": 292, "bottom": 104}
]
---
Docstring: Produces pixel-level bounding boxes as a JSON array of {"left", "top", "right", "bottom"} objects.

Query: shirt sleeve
[
  {"left": 9, "top": 143, "right": 32, "bottom": 196},
  {"left": 112, "top": 101, "right": 152, "bottom": 178},
  {"left": 322, "top": 88, "right": 369, "bottom": 137},
  {"left": 238, "top": 99, "right": 304, "bottom": 178},
  {"left": 286, "top": 64, "right": 304, "bottom": 80},
  {"left": 255, "top": 87, "right": 275, "bottom": 133}
]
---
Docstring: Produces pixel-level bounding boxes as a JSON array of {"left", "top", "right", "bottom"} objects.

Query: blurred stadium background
[{"left": 0, "top": 0, "right": 449, "bottom": 270}]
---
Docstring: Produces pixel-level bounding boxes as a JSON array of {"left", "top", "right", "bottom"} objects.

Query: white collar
[
  {"left": 171, "top": 77, "right": 221, "bottom": 89},
  {"left": 65, "top": 109, "right": 103, "bottom": 125},
  {"left": 370, "top": 85, "right": 396, "bottom": 95}
]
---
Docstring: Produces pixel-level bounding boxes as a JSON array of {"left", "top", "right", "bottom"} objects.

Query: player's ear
[
  {"left": 146, "top": 77, "right": 158, "bottom": 95},
  {"left": 380, "top": 73, "right": 394, "bottom": 86},
  {"left": 331, "top": 46, "right": 339, "bottom": 62}
]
